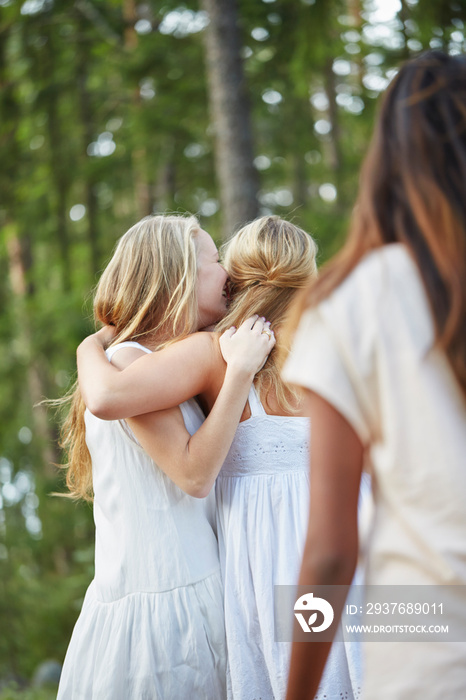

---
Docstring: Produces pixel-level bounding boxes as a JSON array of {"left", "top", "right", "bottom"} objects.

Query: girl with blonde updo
[
  {"left": 77, "top": 215, "right": 362, "bottom": 700},
  {"left": 216, "top": 216, "right": 317, "bottom": 415}
]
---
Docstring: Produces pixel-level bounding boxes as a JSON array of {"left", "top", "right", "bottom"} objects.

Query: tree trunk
[
  {"left": 43, "top": 31, "right": 72, "bottom": 292},
  {"left": 0, "top": 30, "right": 58, "bottom": 474},
  {"left": 123, "top": 0, "right": 154, "bottom": 218},
  {"left": 399, "top": 0, "right": 416, "bottom": 56},
  {"left": 323, "top": 57, "right": 342, "bottom": 173},
  {"left": 7, "top": 235, "right": 60, "bottom": 476},
  {"left": 154, "top": 141, "right": 177, "bottom": 212},
  {"left": 200, "top": 0, "right": 259, "bottom": 240},
  {"left": 347, "top": 0, "right": 364, "bottom": 86},
  {"left": 76, "top": 11, "right": 100, "bottom": 277}
]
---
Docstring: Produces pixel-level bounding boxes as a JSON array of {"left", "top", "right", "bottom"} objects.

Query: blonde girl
[
  {"left": 77, "top": 215, "right": 363, "bottom": 699},
  {"left": 57, "top": 214, "right": 274, "bottom": 700}
]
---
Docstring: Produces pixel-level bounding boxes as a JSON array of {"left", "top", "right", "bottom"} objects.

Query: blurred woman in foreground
[{"left": 283, "top": 51, "right": 466, "bottom": 700}]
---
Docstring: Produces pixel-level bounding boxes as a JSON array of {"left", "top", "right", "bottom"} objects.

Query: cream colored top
[{"left": 283, "top": 244, "right": 466, "bottom": 699}]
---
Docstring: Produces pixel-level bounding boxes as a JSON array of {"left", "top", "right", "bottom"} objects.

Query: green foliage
[
  {"left": 0, "top": 686, "right": 56, "bottom": 700},
  {"left": 0, "top": 0, "right": 464, "bottom": 686}
]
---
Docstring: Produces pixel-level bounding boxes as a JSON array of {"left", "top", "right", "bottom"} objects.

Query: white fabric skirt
[{"left": 57, "top": 571, "right": 227, "bottom": 700}]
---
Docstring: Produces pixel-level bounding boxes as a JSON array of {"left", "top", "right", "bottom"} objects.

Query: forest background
[{"left": 0, "top": 0, "right": 464, "bottom": 695}]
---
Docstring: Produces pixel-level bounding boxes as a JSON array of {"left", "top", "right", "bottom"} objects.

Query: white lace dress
[
  {"left": 57, "top": 342, "right": 227, "bottom": 700},
  {"left": 215, "top": 385, "right": 363, "bottom": 700}
]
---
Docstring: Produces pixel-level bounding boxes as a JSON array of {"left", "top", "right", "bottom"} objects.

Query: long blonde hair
[
  {"left": 217, "top": 216, "right": 318, "bottom": 413},
  {"left": 60, "top": 214, "right": 201, "bottom": 501}
]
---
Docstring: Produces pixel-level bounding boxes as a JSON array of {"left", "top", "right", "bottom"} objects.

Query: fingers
[
  {"left": 238, "top": 314, "right": 261, "bottom": 331},
  {"left": 254, "top": 317, "right": 274, "bottom": 345},
  {"left": 221, "top": 326, "right": 237, "bottom": 340},
  {"left": 241, "top": 315, "right": 268, "bottom": 333},
  {"left": 262, "top": 326, "right": 276, "bottom": 351},
  {"left": 219, "top": 314, "right": 275, "bottom": 374},
  {"left": 237, "top": 315, "right": 275, "bottom": 341},
  {"left": 262, "top": 322, "right": 275, "bottom": 344}
]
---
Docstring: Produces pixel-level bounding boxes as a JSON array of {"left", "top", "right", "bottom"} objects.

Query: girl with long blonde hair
[
  {"left": 56, "top": 214, "right": 274, "bottom": 700},
  {"left": 76, "top": 215, "right": 363, "bottom": 699}
]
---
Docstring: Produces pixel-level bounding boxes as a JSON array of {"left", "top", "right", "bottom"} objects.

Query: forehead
[{"left": 195, "top": 228, "right": 218, "bottom": 259}]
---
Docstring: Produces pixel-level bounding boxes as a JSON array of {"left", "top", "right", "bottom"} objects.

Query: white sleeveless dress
[
  {"left": 57, "top": 342, "right": 227, "bottom": 700},
  {"left": 215, "top": 385, "right": 363, "bottom": 700}
]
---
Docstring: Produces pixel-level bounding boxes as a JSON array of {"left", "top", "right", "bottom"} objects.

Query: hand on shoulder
[{"left": 219, "top": 315, "right": 275, "bottom": 378}]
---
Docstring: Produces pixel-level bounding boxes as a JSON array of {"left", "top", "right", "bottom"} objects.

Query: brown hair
[
  {"left": 287, "top": 51, "right": 466, "bottom": 396},
  {"left": 60, "top": 214, "right": 201, "bottom": 501},
  {"left": 217, "top": 216, "right": 318, "bottom": 413}
]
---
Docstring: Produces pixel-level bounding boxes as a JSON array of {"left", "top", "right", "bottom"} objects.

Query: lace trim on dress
[{"left": 219, "top": 416, "right": 310, "bottom": 477}]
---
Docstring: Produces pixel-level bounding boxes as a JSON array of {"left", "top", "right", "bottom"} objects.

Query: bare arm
[
  {"left": 125, "top": 317, "right": 275, "bottom": 497},
  {"left": 286, "top": 389, "right": 364, "bottom": 700},
  {"left": 77, "top": 328, "right": 229, "bottom": 420}
]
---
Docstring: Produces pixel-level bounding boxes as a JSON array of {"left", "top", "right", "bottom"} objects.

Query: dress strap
[
  {"left": 248, "top": 384, "right": 266, "bottom": 416},
  {"left": 106, "top": 341, "right": 152, "bottom": 361}
]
